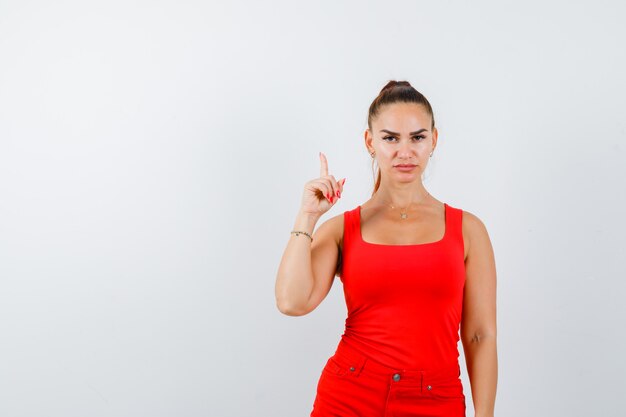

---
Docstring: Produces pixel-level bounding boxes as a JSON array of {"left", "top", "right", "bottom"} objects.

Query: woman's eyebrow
[{"left": 380, "top": 129, "right": 428, "bottom": 135}]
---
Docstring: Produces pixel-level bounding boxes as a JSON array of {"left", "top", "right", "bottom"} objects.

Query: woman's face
[{"left": 365, "top": 102, "right": 438, "bottom": 183}]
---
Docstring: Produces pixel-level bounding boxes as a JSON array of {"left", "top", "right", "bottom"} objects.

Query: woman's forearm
[
  {"left": 274, "top": 210, "right": 320, "bottom": 315},
  {"left": 463, "top": 334, "right": 498, "bottom": 417}
]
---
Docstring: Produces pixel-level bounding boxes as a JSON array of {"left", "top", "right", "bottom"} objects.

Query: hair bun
[{"left": 382, "top": 80, "right": 411, "bottom": 92}]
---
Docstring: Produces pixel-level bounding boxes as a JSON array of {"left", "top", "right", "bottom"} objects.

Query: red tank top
[{"left": 338, "top": 202, "right": 466, "bottom": 370}]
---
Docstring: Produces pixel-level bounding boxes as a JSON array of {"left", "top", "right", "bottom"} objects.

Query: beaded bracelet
[{"left": 291, "top": 230, "right": 313, "bottom": 242}]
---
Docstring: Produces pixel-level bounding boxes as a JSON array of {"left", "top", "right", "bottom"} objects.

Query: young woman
[{"left": 275, "top": 80, "right": 497, "bottom": 417}]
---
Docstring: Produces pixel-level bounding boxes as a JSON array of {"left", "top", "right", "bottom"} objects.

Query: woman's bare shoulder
[
  {"left": 461, "top": 209, "right": 492, "bottom": 259},
  {"left": 315, "top": 210, "right": 347, "bottom": 249},
  {"left": 461, "top": 209, "right": 489, "bottom": 233}
]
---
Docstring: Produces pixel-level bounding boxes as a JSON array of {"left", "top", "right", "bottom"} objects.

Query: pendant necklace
[{"left": 378, "top": 191, "right": 430, "bottom": 219}]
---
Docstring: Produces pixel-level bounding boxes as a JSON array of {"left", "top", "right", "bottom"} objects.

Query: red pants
[{"left": 310, "top": 340, "right": 466, "bottom": 417}]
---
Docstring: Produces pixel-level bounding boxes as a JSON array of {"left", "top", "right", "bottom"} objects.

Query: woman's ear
[{"left": 364, "top": 129, "right": 373, "bottom": 152}]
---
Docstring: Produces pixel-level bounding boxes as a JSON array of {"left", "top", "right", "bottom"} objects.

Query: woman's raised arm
[{"left": 275, "top": 152, "right": 346, "bottom": 316}]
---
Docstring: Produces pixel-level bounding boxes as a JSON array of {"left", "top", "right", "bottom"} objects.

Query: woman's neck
[{"left": 372, "top": 185, "right": 430, "bottom": 209}]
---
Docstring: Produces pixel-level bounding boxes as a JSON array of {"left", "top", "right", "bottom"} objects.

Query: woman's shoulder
[
  {"left": 314, "top": 207, "right": 350, "bottom": 248},
  {"left": 459, "top": 207, "right": 492, "bottom": 253},
  {"left": 458, "top": 207, "right": 488, "bottom": 230}
]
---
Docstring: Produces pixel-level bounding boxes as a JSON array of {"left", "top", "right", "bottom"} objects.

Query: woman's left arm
[{"left": 460, "top": 211, "right": 498, "bottom": 417}]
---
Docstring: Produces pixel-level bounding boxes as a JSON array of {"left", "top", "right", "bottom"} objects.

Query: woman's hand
[{"left": 299, "top": 152, "right": 346, "bottom": 217}]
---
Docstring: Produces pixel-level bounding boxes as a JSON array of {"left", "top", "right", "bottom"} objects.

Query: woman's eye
[{"left": 382, "top": 135, "right": 425, "bottom": 141}]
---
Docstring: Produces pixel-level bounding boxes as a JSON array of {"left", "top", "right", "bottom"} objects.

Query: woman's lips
[{"left": 394, "top": 164, "right": 416, "bottom": 171}]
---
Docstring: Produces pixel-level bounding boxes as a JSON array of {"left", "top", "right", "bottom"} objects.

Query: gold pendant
[{"left": 401, "top": 213, "right": 407, "bottom": 219}]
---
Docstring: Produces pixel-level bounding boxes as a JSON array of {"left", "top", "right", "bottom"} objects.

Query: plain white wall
[{"left": 1, "top": 0, "right": 625, "bottom": 416}]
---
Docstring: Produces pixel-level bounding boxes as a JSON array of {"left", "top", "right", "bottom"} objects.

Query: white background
[{"left": 1, "top": 1, "right": 625, "bottom": 416}]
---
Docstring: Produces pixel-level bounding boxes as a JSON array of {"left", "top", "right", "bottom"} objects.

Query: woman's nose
[{"left": 398, "top": 139, "right": 414, "bottom": 156}]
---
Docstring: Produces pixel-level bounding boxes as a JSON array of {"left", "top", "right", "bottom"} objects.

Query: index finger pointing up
[{"left": 319, "top": 151, "right": 329, "bottom": 177}]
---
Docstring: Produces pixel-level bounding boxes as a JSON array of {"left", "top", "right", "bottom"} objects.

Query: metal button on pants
[{"left": 310, "top": 340, "right": 466, "bottom": 417}]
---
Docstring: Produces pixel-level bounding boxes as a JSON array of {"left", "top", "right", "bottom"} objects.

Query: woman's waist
[{"left": 336, "top": 334, "right": 462, "bottom": 381}]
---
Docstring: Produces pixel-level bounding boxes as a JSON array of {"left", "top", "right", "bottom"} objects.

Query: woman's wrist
[{"left": 293, "top": 209, "right": 320, "bottom": 232}]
